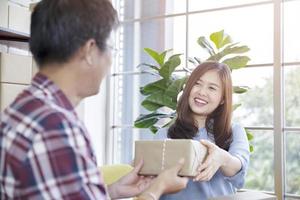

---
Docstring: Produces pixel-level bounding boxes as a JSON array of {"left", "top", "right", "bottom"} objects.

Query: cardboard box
[
  {"left": 8, "top": 0, "right": 33, "bottom": 7},
  {"left": 134, "top": 139, "right": 207, "bottom": 177},
  {"left": 0, "top": 44, "right": 8, "bottom": 53},
  {"left": 0, "top": 52, "right": 33, "bottom": 84},
  {"left": 8, "top": 3, "right": 31, "bottom": 34},
  {"left": 208, "top": 190, "right": 277, "bottom": 200},
  {"left": 0, "top": 0, "right": 8, "bottom": 28},
  {"left": 0, "top": 83, "right": 27, "bottom": 111}
]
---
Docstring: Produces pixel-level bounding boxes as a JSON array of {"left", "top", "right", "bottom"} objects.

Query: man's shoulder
[{"left": 1, "top": 90, "right": 72, "bottom": 134}]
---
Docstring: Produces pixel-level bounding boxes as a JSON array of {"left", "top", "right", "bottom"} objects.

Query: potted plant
[{"left": 134, "top": 30, "right": 253, "bottom": 151}]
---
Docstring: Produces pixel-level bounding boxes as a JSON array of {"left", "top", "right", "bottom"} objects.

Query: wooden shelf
[{"left": 0, "top": 27, "right": 29, "bottom": 42}]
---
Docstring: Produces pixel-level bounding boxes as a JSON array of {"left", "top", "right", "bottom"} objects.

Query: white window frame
[{"left": 106, "top": 1, "right": 300, "bottom": 199}]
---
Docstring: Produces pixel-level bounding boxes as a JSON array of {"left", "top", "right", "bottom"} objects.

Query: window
[
  {"left": 108, "top": 0, "right": 300, "bottom": 199},
  {"left": 283, "top": 1, "right": 300, "bottom": 198}
]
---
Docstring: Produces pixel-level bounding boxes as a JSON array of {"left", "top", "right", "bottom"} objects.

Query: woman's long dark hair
[{"left": 168, "top": 61, "right": 233, "bottom": 150}]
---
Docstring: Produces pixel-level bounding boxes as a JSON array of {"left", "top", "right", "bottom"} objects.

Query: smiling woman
[
  {"left": 169, "top": 62, "right": 233, "bottom": 149},
  {"left": 161, "top": 61, "right": 249, "bottom": 200},
  {"left": 111, "top": 0, "right": 300, "bottom": 198},
  {"left": 189, "top": 70, "right": 224, "bottom": 117}
]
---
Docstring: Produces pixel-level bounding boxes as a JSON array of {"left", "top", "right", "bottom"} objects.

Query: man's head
[
  {"left": 30, "top": 0, "right": 118, "bottom": 67},
  {"left": 29, "top": 0, "right": 118, "bottom": 99}
]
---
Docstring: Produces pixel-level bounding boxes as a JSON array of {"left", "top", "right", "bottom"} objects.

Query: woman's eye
[{"left": 209, "top": 87, "right": 216, "bottom": 90}]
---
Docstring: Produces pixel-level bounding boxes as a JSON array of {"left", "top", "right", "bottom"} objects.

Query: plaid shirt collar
[{"left": 31, "top": 72, "right": 74, "bottom": 111}]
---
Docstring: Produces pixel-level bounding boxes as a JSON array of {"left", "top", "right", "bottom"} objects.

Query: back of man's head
[{"left": 29, "top": 0, "right": 118, "bottom": 67}]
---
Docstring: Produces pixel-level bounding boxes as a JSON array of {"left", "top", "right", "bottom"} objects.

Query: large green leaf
[
  {"left": 141, "top": 101, "right": 162, "bottom": 111},
  {"left": 138, "top": 63, "right": 160, "bottom": 71},
  {"left": 208, "top": 43, "right": 250, "bottom": 61},
  {"left": 246, "top": 130, "right": 254, "bottom": 141},
  {"left": 233, "top": 103, "right": 242, "bottom": 111},
  {"left": 150, "top": 116, "right": 176, "bottom": 134},
  {"left": 168, "top": 53, "right": 183, "bottom": 60},
  {"left": 222, "top": 56, "right": 250, "bottom": 70},
  {"left": 142, "top": 91, "right": 176, "bottom": 111},
  {"left": 222, "top": 45, "right": 250, "bottom": 55},
  {"left": 140, "top": 79, "right": 169, "bottom": 95},
  {"left": 135, "top": 118, "right": 158, "bottom": 128},
  {"left": 149, "top": 125, "right": 159, "bottom": 133},
  {"left": 233, "top": 86, "right": 249, "bottom": 94},
  {"left": 159, "top": 55, "right": 181, "bottom": 80},
  {"left": 210, "top": 30, "right": 224, "bottom": 49},
  {"left": 249, "top": 145, "right": 254, "bottom": 152},
  {"left": 165, "top": 77, "right": 187, "bottom": 102},
  {"left": 160, "top": 49, "right": 172, "bottom": 64},
  {"left": 144, "top": 48, "right": 165, "bottom": 67},
  {"left": 134, "top": 112, "right": 168, "bottom": 128},
  {"left": 220, "top": 35, "right": 232, "bottom": 49},
  {"left": 210, "top": 30, "right": 232, "bottom": 49},
  {"left": 134, "top": 112, "right": 176, "bottom": 133},
  {"left": 197, "top": 36, "right": 215, "bottom": 56},
  {"left": 246, "top": 129, "right": 254, "bottom": 152}
]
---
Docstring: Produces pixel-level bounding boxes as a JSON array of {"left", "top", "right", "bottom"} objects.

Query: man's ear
[{"left": 82, "top": 39, "right": 97, "bottom": 66}]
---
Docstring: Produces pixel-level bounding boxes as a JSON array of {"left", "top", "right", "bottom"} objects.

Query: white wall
[{"left": 82, "top": 79, "right": 108, "bottom": 166}]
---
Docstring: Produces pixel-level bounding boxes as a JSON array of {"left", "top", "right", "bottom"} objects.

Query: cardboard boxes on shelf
[
  {"left": 0, "top": 0, "right": 33, "bottom": 35},
  {"left": 0, "top": 52, "right": 33, "bottom": 84},
  {"left": 0, "top": 83, "right": 27, "bottom": 111},
  {"left": 0, "top": 52, "right": 35, "bottom": 111},
  {"left": 8, "top": 3, "right": 31, "bottom": 34},
  {"left": 0, "top": 0, "right": 8, "bottom": 28}
]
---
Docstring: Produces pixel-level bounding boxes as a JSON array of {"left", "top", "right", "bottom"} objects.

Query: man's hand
[
  {"left": 108, "top": 159, "right": 153, "bottom": 199},
  {"left": 153, "top": 158, "right": 189, "bottom": 194}
]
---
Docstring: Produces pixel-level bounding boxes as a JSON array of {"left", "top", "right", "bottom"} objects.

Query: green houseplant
[{"left": 134, "top": 30, "right": 253, "bottom": 151}]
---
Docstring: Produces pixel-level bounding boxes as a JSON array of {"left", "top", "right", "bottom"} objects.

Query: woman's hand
[{"left": 194, "top": 140, "right": 228, "bottom": 182}]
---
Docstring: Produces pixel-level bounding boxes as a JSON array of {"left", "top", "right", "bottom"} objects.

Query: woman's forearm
[{"left": 220, "top": 149, "right": 242, "bottom": 177}]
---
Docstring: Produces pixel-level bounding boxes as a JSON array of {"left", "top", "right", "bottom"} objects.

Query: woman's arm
[
  {"left": 194, "top": 140, "right": 241, "bottom": 181},
  {"left": 194, "top": 124, "right": 250, "bottom": 182},
  {"left": 217, "top": 145, "right": 242, "bottom": 176}
]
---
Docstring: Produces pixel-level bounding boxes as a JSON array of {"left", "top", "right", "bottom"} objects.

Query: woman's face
[{"left": 188, "top": 70, "right": 223, "bottom": 119}]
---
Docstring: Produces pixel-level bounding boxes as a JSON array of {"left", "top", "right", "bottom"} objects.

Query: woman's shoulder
[
  {"left": 231, "top": 123, "right": 245, "bottom": 131},
  {"left": 231, "top": 123, "right": 247, "bottom": 137}
]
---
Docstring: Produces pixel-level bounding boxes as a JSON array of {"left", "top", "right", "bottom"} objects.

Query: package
[{"left": 134, "top": 139, "right": 207, "bottom": 177}]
